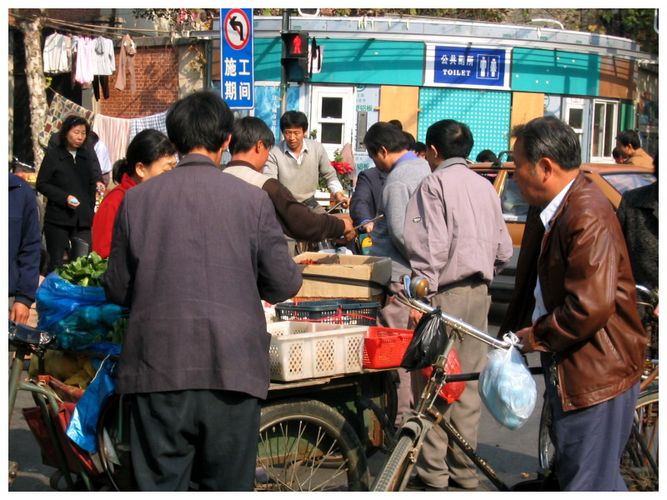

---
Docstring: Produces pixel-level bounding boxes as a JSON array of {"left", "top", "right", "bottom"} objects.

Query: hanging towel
[
  {"left": 92, "top": 114, "right": 132, "bottom": 165},
  {"left": 128, "top": 111, "right": 168, "bottom": 142},
  {"left": 39, "top": 92, "right": 95, "bottom": 148}
]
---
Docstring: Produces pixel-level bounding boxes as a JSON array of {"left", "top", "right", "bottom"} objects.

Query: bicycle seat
[{"left": 8, "top": 321, "right": 55, "bottom": 348}]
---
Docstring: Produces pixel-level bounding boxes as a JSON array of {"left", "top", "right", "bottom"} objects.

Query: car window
[
  {"left": 600, "top": 173, "right": 656, "bottom": 195},
  {"left": 501, "top": 176, "right": 529, "bottom": 222}
]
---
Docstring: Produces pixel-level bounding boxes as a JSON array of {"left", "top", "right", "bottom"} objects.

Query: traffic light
[{"left": 281, "top": 31, "right": 309, "bottom": 82}]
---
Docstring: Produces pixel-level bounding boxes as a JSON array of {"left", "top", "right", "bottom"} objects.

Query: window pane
[
  {"left": 321, "top": 97, "right": 343, "bottom": 119},
  {"left": 321, "top": 123, "right": 343, "bottom": 144},
  {"left": 601, "top": 173, "right": 656, "bottom": 195},
  {"left": 592, "top": 103, "right": 604, "bottom": 157},
  {"left": 568, "top": 108, "right": 583, "bottom": 129},
  {"left": 501, "top": 177, "right": 529, "bottom": 222},
  {"left": 603, "top": 103, "right": 615, "bottom": 157}
]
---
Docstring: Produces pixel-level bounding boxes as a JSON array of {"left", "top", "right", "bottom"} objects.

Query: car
[{"left": 470, "top": 160, "right": 656, "bottom": 302}]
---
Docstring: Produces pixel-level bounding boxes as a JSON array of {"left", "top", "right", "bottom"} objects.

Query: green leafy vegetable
[{"left": 57, "top": 252, "right": 108, "bottom": 287}]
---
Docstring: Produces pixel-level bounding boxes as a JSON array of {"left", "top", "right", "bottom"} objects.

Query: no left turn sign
[{"left": 223, "top": 9, "right": 251, "bottom": 51}]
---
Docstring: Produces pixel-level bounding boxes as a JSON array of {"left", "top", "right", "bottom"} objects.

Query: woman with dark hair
[
  {"left": 92, "top": 129, "right": 177, "bottom": 258},
  {"left": 36, "top": 114, "right": 104, "bottom": 272}
]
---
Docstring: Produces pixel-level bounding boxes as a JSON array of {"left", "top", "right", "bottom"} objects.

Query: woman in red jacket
[{"left": 92, "top": 129, "right": 177, "bottom": 258}]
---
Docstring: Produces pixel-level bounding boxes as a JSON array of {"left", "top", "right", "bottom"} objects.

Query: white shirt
[
  {"left": 283, "top": 140, "right": 309, "bottom": 165},
  {"left": 531, "top": 179, "right": 575, "bottom": 323},
  {"left": 43, "top": 33, "right": 72, "bottom": 73},
  {"left": 94, "top": 140, "right": 113, "bottom": 174},
  {"left": 94, "top": 37, "right": 116, "bottom": 76}
]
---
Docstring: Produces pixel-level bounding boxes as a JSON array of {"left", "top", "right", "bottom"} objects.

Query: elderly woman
[{"left": 36, "top": 114, "right": 103, "bottom": 272}]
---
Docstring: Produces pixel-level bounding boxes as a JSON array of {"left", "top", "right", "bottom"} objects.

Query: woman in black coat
[{"left": 36, "top": 114, "right": 103, "bottom": 272}]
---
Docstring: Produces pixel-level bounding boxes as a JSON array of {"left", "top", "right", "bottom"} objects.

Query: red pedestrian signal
[
  {"left": 281, "top": 31, "right": 309, "bottom": 82},
  {"left": 282, "top": 32, "right": 308, "bottom": 59}
]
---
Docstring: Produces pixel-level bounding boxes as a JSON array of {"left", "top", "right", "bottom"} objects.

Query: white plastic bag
[{"left": 478, "top": 333, "right": 537, "bottom": 430}]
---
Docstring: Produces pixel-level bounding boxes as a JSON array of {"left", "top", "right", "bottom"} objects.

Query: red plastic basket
[{"left": 363, "top": 326, "right": 413, "bottom": 369}]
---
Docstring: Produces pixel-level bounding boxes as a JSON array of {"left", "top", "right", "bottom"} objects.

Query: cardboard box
[{"left": 294, "top": 252, "right": 392, "bottom": 300}]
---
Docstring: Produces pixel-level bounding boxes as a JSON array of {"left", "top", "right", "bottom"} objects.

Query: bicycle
[
  {"left": 537, "top": 284, "right": 659, "bottom": 491},
  {"left": 371, "top": 276, "right": 543, "bottom": 491},
  {"left": 8, "top": 321, "right": 130, "bottom": 491}
]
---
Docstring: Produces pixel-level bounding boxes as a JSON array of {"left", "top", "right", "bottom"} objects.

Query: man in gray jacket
[
  {"left": 404, "top": 120, "right": 512, "bottom": 491},
  {"left": 103, "top": 91, "right": 302, "bottom": 491},
  {"left": 363, "top": 122, "right": 431, "bottom": 423}
]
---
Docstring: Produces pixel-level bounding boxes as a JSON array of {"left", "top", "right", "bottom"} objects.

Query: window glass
[
  {"left": 501, "top": 177, "right": 529, "bottom": 222},
  {"left": 568, "top": 108, "right": 583, "bottom": 129},
  {"left": 321, "top": 97, "right": 343, "bottom": 119},
  {"left": 601, "top": 173, "right": 656, "bottom": 195},
  {"left": 321, "top": 123, "right": 343, "bottom": 144}
]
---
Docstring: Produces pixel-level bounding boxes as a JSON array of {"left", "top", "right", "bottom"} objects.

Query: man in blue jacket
[
  {"left": 103, "top": 91, "right": 302, "bottom": 491},
  {"left": 9, "top": 173, "right": 41, "bottom": 325}
]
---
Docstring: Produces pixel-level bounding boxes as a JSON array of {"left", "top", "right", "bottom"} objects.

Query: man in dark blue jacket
[
  {"left": 103, "top": 91, "right": 302, "bottom": 491},
  {"left": 8, "top": 173, "right": 41, "bottom": 324}
]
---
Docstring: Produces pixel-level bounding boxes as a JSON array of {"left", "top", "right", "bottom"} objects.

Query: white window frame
[
  {"left": 310, "top": 86, "right": 355, "bottom": 157},
  {"left": 590, "top": 99, "right": 619, "bottom": 163}
]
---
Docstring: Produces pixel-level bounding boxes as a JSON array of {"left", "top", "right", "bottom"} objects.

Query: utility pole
[{"left": 279, "top": 8, "right": 291, "bottom": 116}]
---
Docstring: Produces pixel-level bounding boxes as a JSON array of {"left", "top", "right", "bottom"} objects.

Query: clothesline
[
  {"left": 40, "top": 90, "right": 169, "bottom": 165},
  {"left": 13, "top": 11, "right": 171, "bottom": 38}
]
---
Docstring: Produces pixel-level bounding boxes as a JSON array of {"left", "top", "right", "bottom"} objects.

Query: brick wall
[{"left": 100, "top": 45, "right": 180, "bottom": 118}]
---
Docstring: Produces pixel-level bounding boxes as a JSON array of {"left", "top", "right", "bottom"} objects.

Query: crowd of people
[{"left": 8, "top": 89, "right": 657, "bottom": 492}]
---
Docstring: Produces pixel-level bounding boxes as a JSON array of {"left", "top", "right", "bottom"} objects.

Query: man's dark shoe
[{"left": 405, "top": 475, "right": 448, "bottom": 491}]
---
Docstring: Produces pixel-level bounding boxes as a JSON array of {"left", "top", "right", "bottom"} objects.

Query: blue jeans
[{"left": 543, "top": 358, "right": 639, "bottom": 491}]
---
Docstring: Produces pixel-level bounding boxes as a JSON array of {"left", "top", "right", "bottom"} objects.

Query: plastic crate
[
  {"left": 362, "top": 327, "right": 414, "bottom": 369},
  {"left": 267, "top": 321, "right": 347, "bottom": 336},
  {"left": 274, "top": 299, "right": 380, "bottom": 326},
  {"left": 267, "top": 322, "right": 368, "bottom": 381}
]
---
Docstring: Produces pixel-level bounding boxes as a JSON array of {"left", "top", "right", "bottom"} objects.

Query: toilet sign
[
  {"left": 424, "top": 44, "right": 511, "bottom": 90},
  {"left": 220, "top": 8, "right": 254, "bottom": 109}
]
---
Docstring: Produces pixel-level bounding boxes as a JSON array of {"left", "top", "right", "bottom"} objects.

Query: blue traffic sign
[
  {"left": 220, "top": 8, "right": 254, "bottom": 109},
  {"left": 425, "top": 44, "right": 511, "bottom": 90}
]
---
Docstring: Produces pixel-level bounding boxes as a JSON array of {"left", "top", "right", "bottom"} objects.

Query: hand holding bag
[{"left": 478, "top": 333, "right": 537, "bottom": 430}]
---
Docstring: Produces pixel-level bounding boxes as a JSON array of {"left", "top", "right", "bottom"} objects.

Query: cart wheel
[
  {"left": 96, "top": 395, "right": 136, "bottom": 491},
  {"left": 256, "top": 399, "right": 369, "bottom": 491}
]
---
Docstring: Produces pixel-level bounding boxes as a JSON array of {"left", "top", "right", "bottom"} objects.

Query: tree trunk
[{"left": 20, "top": 17, "right": 48, "bottom": 170}]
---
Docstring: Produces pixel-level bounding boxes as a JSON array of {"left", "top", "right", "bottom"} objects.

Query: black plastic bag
[{"left": 400, "top": 307, "right": 447, "bottom": 370}]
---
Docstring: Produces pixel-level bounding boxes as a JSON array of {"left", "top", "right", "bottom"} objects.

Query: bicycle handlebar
[{"left": 393, "top": 294, "right": 511, "bottom": 351}]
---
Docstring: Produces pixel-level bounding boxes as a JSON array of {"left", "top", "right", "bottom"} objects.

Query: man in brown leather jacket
[{"left": 512, "top": 117, "right": 646, "bottom": 491}]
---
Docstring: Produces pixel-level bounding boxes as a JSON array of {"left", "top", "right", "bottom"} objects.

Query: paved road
[{"left": 8, "top": 302, "right": 546, "bottom": 491}]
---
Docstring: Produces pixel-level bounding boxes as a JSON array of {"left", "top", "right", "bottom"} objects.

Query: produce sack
[
  {"left": 478, "top": 333, "right": 537, "bottom": 430},
  {"left": 421, "top": 348, "right": 466, "bottom": 403},
  {"left": 66, "top": 356, "right": 117, "bottom": 453},
  {"left": 37, "top": 272, "right": 111, "bottom": 329},
  {"left": 37, "top": 272, "right": 125, "bottom": 350},
  {"left": 400, "top": 307, "right": 447, "bottom": 370}
]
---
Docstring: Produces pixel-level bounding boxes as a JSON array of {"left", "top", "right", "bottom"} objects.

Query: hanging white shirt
[
  {"left": 94, "top": 36, "right": 116, "bottom": 76},
  {"left": 74, "top": 36, "right": 97, "bottom": 85},
  {"left": 43, "top": 33, "right": 72, "bottom": 73}
]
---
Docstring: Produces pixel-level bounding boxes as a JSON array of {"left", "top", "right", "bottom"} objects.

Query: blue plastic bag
[
  {"left": 37, "top": 272, "right": 110, "bottom": 329},
  {"left": 36, "top": 272, "right": 125, "bottom": 350},
  {"left": 478, "top": 333, "right": 537, "bottom": 430},
  {"left": 66, "top": 356, "right": 117, "bottom": 453}
]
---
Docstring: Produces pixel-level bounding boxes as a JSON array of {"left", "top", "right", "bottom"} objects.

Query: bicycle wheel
[
  {"left": 96, "top": 395, "right": 136, "bottom": 491},
  {"left": 256, "top": 399, "right": 369, "bottom": 491},
  {"left": 621, "top": 388, "right": 658, "bottom": 491},
  {"left": 371, "top": 433, "right": 416, "bottom": 491}
]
